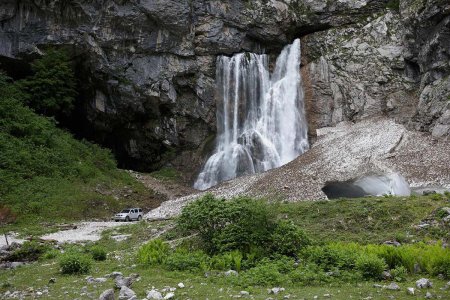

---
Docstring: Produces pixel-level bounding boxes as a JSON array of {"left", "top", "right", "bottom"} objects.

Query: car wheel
[
  {"left": 125, "top": 216, "right": 130, "bottom": 222},
  {"left": 138, "top": 215, "right": 142, "bottom": 221}
]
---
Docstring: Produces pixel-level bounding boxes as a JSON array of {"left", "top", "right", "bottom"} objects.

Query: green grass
[
  {"left": 1, "top": 194, "right": 450, "bottom": 298},
  {"left": 276, "top": 195, "right": 449, "bottom": 244}
]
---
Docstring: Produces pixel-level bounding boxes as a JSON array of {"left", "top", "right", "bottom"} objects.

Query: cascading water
[{"left": 194, "top": 39, "right": 309, "bottom": 190}]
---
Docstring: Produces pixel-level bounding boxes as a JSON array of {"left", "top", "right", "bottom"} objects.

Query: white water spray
[{"left": 194, "top": 39, "right": 309, "bottom": 190}]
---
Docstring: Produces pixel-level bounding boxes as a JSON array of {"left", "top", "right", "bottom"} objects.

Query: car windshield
[{"left": 120, "top": 209, "right": 130, "bottom": 213}]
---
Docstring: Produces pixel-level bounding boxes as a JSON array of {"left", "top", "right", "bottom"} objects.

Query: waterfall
[{"left": 194, "top": 39, "right": 309, "bottom": 190}]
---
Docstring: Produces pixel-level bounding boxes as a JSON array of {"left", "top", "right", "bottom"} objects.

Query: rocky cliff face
[{"left": 1, "top": 0, "right": 448, "bottom": 180}]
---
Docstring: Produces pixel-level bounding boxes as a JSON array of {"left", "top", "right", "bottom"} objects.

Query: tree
[
  {"left": 0, "top": 205, "right": 17, "bottom": 245},
  {"left": 18, "top": 49, "right": 77, "bottom": 117}
]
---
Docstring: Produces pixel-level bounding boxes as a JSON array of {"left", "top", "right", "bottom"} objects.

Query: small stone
[
  {"left": 324, "top": 294, "right": 331, "bottom": 298},
  {"left": 146, "top": 289, "right": 163, "bottom": 300},
  {"left": 98, "top": 289, "right": 115, "bottom": 300},
  {"left": 406, "top": 287, "right": 415, "bottom": 295},
  {"left": 416, "top": 278, "right": 432, "bottom": 289},
  {"left": 240, "top": 291, "right": 249, "bottom": 296},
  {"left": 177, "top": 282, "right": 185, "bottom": 289},
  {"left": 313, "top": 296, "right": 318, "bottom": 300},
  {"left": 268, "top": 287, "right": 285, "bottom": 295},
  {"left": 425, "top": 291, "right": 432, "bottom": 299},
  {"left": 164, "top": 292, "right": 175, "bottom": 299},
  {"left": 224, "top": 270, "right": 238, "bottom": 276},
  {"left": 107, "top": 272, "right": 123, "bottom": 278},
  {"left": 373, "top": 284, "right": 383, "bottom": 288},
  {"left": 49, "top": 278, "right": 56, "bottom": 284},
  {"left": 36, "top": 291, "right": 43, "bottom": 296},
  {"left": 386, "top": 282, "right": 400, "bottom": 290},
  {"left": 118, "top": 286, "right": 136, "bottom": 300},
  {"left": 382, "top": 271, "right": 393, "bottom": 280}
]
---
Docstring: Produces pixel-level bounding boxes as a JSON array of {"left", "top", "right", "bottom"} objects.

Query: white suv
[{"left": 114, "top": 208, "right": 143, "bottom": 222}]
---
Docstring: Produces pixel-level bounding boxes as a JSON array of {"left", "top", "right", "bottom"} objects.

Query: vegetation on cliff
[{"left": 0, "top": 51, "right": 150, "bottom": 225}]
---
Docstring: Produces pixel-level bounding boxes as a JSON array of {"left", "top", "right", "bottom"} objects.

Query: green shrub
[
  {"left": 8, "top": 241, "right": 50, "bottom": 261},
  {"left": 289, "top": 264, "right": 333, "bottom": 286},
  {"left": 211, "top": 250, "right": 243, "bottom": 271},
  {"left": 164, "top": 249, "right": 209, "bottom": 272},
  {"left": 270, "top": 220, "right": 311, "bottom": 256},
  {"left": 42, "top": 248, "right": 60, "bottom": 260},
  {"left": 431, "top": 251, "right": 450, "bottom": 279},
  {"left": 137, "top": 239, "right": 169, "bottom": 266},
  {"left": 430, "top": 193, "right": 443, "bottom": 201},
  {"left": 355, "top": 254, "right": 386, "bottom": 280},
  {"left": 18, "top": 49, "right": 77, "bottom": 117},
  {"left": 300, "top": 244, "right": 358, "bottom": 271},
  {"left": 239, "top": 263, "right": 286, "bottom": 286},
  {"left": 90, "top": 245, "right": 107, "bottom": 261},
  {"left": 177, "top": 194, "right": 276, "bottom": 254},
  {"left": 390, "top": 265, "right": 407, "bottom": 282},
  {"left": 59, "top": 253, "right": 92, "bottom": 274}
]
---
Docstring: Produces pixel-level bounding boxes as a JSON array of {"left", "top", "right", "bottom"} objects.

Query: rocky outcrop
[
  {"left": 0, "top": 0, "right": 448, "bottom": 179},
  {"left": 303, "top": 0, "right": 450, "bottom": 139}
]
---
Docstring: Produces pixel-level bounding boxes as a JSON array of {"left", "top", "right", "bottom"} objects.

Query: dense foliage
[
  {"left": 0, "top": 52, "right": 145, "bottom": 222},
  {"left": 137, "top": 196, "right": 450, "bottom": 287},
  {"left": 18, "top": 49, "right": 77, "bottom": 117}
]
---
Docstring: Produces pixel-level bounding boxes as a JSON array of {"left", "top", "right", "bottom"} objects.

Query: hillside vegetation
[{"left": 0, "top": 51, "right": 152, "bottom": 225}]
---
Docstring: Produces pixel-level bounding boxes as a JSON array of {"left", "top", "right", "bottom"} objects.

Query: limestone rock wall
[{"left": 0, "top": 0, "right": 448, "bottom": 180}]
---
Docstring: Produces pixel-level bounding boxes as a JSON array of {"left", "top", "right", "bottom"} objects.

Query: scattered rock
[
  {"left": 423, "top": 190, "right": 437, "bottom": 195},
  {"left": 111, "top": 235, "right": 132, "bottom": 242},
  {"left": 86, "top": 276, "right": 108, "bottom": 284},
  {"left": 177, "top": 282, "right": 185, "bottom": 289},
  {"left": 118, "top": 286, "right": 136, "bottom": 300},
  {"left": 240, "top": 291, "right": 250, "bottom": 296},
  {"left": 416, "top": 278, "right": 432, "bottom": 289},
  {"left": 384, "top": 241, "right": 401, "bottom": 247},
  {"left": 373, "top": 284, "right": 383, "bottom": 288},
  {"left": 385, "top": 282, "right": 400, "bottom": 290},
  {"left": 425, "top": 291, "right": 433, "bottom": 299},
  {"left": 268, "top": 287, "right": 285, "bottom": 294},
  {"left": 98, "top": 289, "right": 115, "bottom": 300},
  {"left": 225, "top": 270, "right": 238, "bottom": 276},
  {"left": 164, "top": 292, "right": 175, "bottom": 299},
  {"left": 49, "top": 278, "right": 56, "bottom": 284},
  {"left": 147, "top": 289, "right": 163, "bottom": 300},
  {"left": 324, "top": 294, "right": 331, "bottom": 298},
  {"left": 115, "top": 274, "right": 139, "bottom": 289},
  {"left": 107, "top": 272, "right": 123, "bottom": 278},
  {"left": 406, "top": 287, "right": 415, "bottom": 295},
  {"left": 382, "top": 271, "right": 393, "bottom": 280}
]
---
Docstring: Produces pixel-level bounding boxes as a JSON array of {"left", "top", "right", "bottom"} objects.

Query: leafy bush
[
  {"left": 211, "top": 250, "right": 243, "bottom": 271},
  {"left": 18, "top": 49, "right": 77, "bottom": 117},
  {"left": 430, "top": 251, "right": 450, "bottom": 279},
  {"left": 137, "top": 239, "right": 169, "bottom": 265},
  {"left": 8, "top": 241, "right": 50, "bottom": 261},
  {"left": 300, "top": 244, "right": 358, "bottom": 271},
  {"left": 177, "top": 194, "right": 276, "bottom": 254},
  {"left": 239, "top": 262, "right": 286, "bottom": 286},
  {"left": 390, "top": 265, "right": 407, "bottom": 282},
  {"left": 89, "top": 245, "right": 107, "bottom": 261},
  {"left": 355, "top": 254, "right": 386, "bottom": 280},
  {"left": 270, "top": 220, "right": 311, "bottom": 256},
  {"left": 289, "top": 264, "right": 333, "bottom": 286},
  {"left": 165, "top": 249, "right": 209, "bottom": 272},
  {"left": 59, "top": 253, "right": 92, "bottom": 274},
  {"left": 42, "top": 248, "right": 60, "bottom": 260}
]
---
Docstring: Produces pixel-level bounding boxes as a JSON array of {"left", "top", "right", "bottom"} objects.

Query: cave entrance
[{"left": 322, "top": 173, "right": 411, "bottom": 199}]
